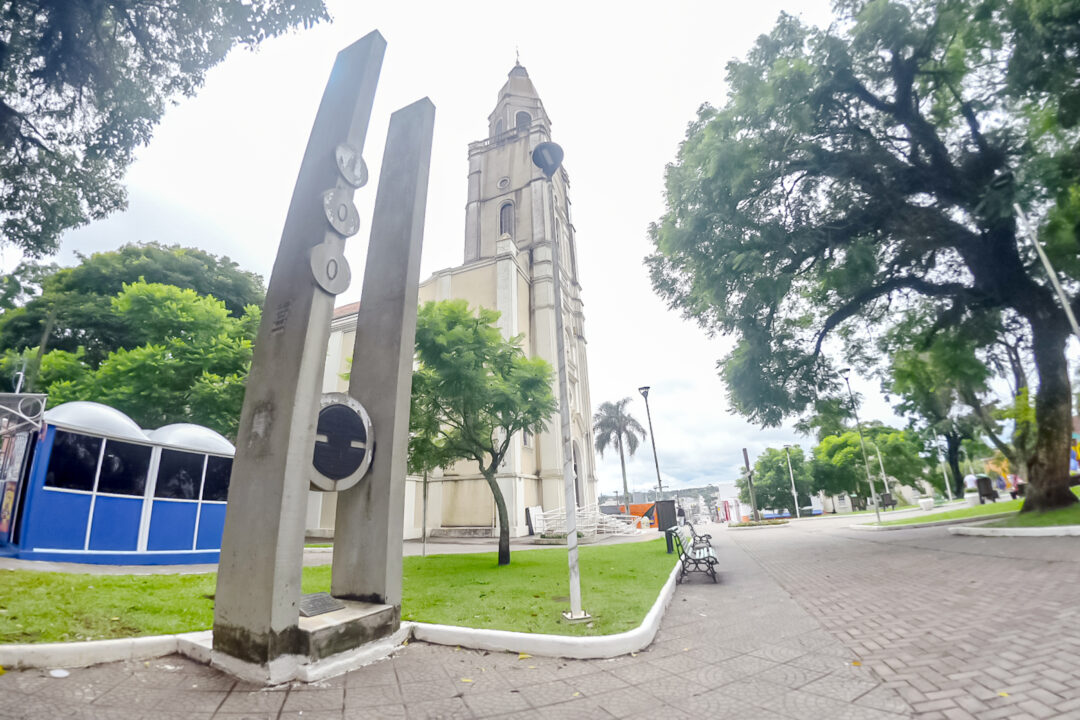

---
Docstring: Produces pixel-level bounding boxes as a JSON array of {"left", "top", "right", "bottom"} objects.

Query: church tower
[
  {"left": 316, "top": 63, "right": 597, "bottom": 540},
  {"left": 420, "top": 62, "right": 597, "bottom": 535}
]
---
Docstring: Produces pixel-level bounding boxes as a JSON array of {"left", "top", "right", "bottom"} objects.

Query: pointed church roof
[
  {"left": 498, "top": 61, "right": 540, "bottom": 101},
  {"left": 488, "top": 61, "right": 550, "bottom": 129}
]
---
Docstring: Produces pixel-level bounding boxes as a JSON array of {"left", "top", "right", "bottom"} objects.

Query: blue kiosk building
[{"left": 0, "top": 401, "right": 234, "bottom": 565}]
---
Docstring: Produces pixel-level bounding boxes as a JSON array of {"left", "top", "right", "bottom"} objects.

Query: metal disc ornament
[
  {"left": 335, "top": 144, "right": 369, "bottom": 188},
  {"left": 322, "top": 188, "right": 361, "bottom": 237},
  {"left": 310, "top": 392, "right": 374, "bottom": 492}
]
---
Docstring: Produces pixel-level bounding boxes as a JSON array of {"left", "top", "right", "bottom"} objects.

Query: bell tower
[{"left": 458, "top": 62, "right": 594, "bottom": 509}]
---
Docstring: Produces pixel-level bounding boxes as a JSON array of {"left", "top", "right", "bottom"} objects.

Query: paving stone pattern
[
  {"left": 729, "top": 520, "right": 1080, "bottom": 719},
  {"left": 33, "top": 518, "right": 1080, "bottom": 718},
  {"left": 0, "top": 525, "right": 906, "bottom": 719}
]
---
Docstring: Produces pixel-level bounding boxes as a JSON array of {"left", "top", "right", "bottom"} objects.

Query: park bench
[
  {"left": 684, "top": 521, "right": 712, "bottom": 548},
  {"left": 666, "top": 526, "right": 718, "bottom": 584},
  {"left": 879, "top": 492, "right": 898, "bottom": 510}
]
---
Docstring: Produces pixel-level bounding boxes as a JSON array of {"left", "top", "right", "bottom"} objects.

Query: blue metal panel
[
  {"left": 195, "top": 503, "right": 227, "bottom": 550},
  {"left": 15, "top": 427, "right": 59, "bottom": 550},
  {"left": 147, "top": 501, "right": 198, "bottom": 551},
  {"left": 25, "top": 490, "right": 91, "bottom": 550},
  {"left": 88, "top": 496, "right": 142, "bottom": 551}
]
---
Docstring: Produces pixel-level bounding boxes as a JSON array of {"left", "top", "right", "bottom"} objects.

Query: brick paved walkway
[
  {"left": 729, "top": 518, "right": 1080, "bottom": 719},
  {"left": 3, "top": 518, "right": 1074, "bottom": 719}
]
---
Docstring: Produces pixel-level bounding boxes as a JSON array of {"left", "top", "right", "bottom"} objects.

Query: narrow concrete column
[
  {"left": 332, "top": 98, "right": 435, "bottom": 607},
  {"left": 213, "top": 32, "right": 385, "bottom": 669}
]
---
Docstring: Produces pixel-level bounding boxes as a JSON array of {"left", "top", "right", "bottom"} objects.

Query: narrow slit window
[{"left": 499, "top": 203, "right": 514, "bottom": 237}]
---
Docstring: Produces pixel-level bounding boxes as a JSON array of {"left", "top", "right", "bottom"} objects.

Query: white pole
[
  {"left": 784, "top": 446, "right": 800, "bottom": 518},
  {"left": 548, "top": 174, "right": 587, "bottom": 621},
  {"left": 875, "top": 446, "right": 889, "bottom": 496},
  {"left": 422, "top": 471, "right": 428, "bottom": 557},
  {"left": 1016, "top": 204, "right": 1080, "bottom": 345},
  {"left": 939, "top": 445, "right": 953, "bottom": 501}
]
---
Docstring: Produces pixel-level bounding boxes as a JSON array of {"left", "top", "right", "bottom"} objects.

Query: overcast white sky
[{"left": 10, "top": 0, "right": 915, "bottom": 500}]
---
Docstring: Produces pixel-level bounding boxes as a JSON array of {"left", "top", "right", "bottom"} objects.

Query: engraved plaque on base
[{"left": 299, "top": 592, "right": 346, "bottom": 617}]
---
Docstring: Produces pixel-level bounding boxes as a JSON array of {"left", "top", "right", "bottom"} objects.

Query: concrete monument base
[{"left": 208, "top": 601, "right": 400, "bottom": 684}]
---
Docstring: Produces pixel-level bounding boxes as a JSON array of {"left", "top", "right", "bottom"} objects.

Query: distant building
[{"left": 309, "top": 63, "right": 597, "bottom": 539}]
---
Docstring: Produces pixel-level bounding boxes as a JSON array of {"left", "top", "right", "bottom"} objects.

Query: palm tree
[{"left": 593, "top": 398, "right": 647, "bottom": 520}]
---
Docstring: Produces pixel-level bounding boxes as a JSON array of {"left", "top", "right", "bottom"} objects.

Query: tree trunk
[
  {"left": 483, "top": 469, "right": 512, "bottom": 565},
  {"left": 945, "top": 432, "right": 964, "bottom": 498},
  {"left": 1023, "top": 323, "right": 1078, "bottom": 512},
  {"left": 617, "top": 435, "right": 631, "bottom": 520}
]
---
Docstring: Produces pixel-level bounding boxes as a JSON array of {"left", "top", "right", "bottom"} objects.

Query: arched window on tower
[
  {"left": 515, "top": 111, "right": 531, "bottom": 130},
  {"left": 499, "top": 202, "right": 514, "bottom": 237}
]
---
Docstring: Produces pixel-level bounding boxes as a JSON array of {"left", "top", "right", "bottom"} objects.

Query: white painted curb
[
  {"left": 412, "top": 560, "right": 681, "bottom": 659},
  {"left": 0, "top": 560, "right": 684, "bottom": 670},
  {"left": 850, "top": 511, "right": 1015, "bottom": 531},
  {"left": 0, "top": 630, "right": 210, "bottom": 670},
  {"left": 949, "top": 525, "right": 1080, "bottom": 537},
  {"left": 726, "top": 523, "right": 789, "bottom": 531}
]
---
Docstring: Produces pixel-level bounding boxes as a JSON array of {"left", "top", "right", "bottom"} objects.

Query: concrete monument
[{"left": 212, "top": 30, "right": 434, "bottom": 683}]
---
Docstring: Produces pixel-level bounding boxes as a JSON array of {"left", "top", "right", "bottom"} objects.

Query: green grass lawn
[
  {"left": 983, "top": 502, "right": 1080, "bottom": 528},
  {"left": 0, "top": 540, "right": 675, "bottom": 644},
  {"left": 873, "top": 487, "right": 1080, "bottom": 527},
  {"left": 874, "top": 498, "right": 1023, "bottom": 526}
]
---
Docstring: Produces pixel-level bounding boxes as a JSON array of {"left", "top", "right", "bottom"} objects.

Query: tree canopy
[
  {"left": 739, "top": 446, "right": 813, "bottom": 515},
  {"left": 6, "top": 280, "right": 258, "bottom": 437},
  {"left": 411, "top": 300, "right": 557, "bottom": 565},
  {"left": 0, "top": 242, "right": 264, "bottom": 369},
  {"left": 1, "top": 0, "right": 328, "bottom": 257},
  {"left": 648, "top": 0, "right": 1080, "bottom": 511}
]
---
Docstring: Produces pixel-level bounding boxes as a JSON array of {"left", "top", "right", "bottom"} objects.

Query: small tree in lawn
[
  {"left": 413, "top": 300, "right": 556, "bottom": 566},
  {"left": 593, "top": 398, "right": 647, "bottom": 520}
]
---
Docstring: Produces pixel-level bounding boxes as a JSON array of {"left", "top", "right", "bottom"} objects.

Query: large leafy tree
[
  {"left": 811, "top": 432, "right": 876, "bottom": 499},
  {"left": 412, "top": 300, "right": 557, "bottom": 566},
  {"left": 0, "top": 0, "right": 328, "bottom": 257},
  {"left": 739, "top": 446, "right": 813, "bottom": 515},
  {"left": 34, "top": 281, "right": 257, "bottom": 438},
  {"left": 648, "top": 0, "right": 1080, "bottom": 511},
  {"left": 865, "top": 424, "right": 935, "bottom": 494},
  {"left": 0, "top": 242, "right": 263, "bottom": 371},
  {"left": 593, "top": 398, "right": 647, "bottom": 518},
  {"left": 1, "top": 278, "right": 259, "bottom": 436}
]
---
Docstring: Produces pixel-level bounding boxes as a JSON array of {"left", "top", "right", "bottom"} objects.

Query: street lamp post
[
  {"left": 639, "top": 386, "right": 664, "bottom": 500},
  {"left": 533, "top": 141, "right": 588, "bottom": 622},
  {"left": 839, "top": 368, "right": 881, "bottom": 524},
  {"left": 783, "top": 445, "right": 801, "bottom": 519}
]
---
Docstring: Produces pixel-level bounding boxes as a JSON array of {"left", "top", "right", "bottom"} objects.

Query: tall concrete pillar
[
  {"left": 213, "top": 32, "right": 385, "bottom": 672},
  {"left": 331, "top": 98, "right": 435, "bottom": 607}
]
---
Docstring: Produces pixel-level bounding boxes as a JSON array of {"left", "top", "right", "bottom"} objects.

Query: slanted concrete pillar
[
  {"left": 213, "top": 33, "right": 385, "bottom": 677},
  {"left": 331, "top": 98, "right": 435, "bottom": 607}
]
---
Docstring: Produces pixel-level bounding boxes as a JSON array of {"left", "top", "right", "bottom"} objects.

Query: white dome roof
[
  {"left": 148, "top": 423, "right": 235, "bottom": 456},
  {"left": 44, "top": 402, "right": 149, "bottom": 443}
]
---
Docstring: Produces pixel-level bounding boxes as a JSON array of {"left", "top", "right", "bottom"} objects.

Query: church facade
[{"left": 308, "top": 63, "right": 597, "bottom": 540}]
